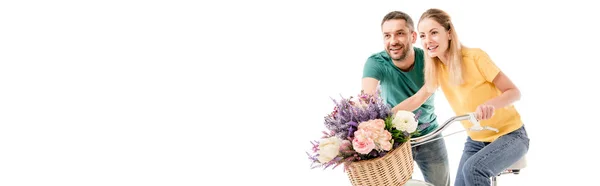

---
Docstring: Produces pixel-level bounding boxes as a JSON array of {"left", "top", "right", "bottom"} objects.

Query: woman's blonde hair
[{"left": 419, "top": 8, "right": 465, "bottom": 92}]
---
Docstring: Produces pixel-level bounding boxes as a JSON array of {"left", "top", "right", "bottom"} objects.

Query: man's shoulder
[
  {"left": 362, "top": 51, "right": 391, "bottom": 80},
  {"left": 413, "top": 47, "right": 425, "bottom": 63},
  {"left": 413, "top": 47, "right": 424, "bottom": 54},
  {"left": 366, "top": 50, "right": 390, "bottom": 63}
]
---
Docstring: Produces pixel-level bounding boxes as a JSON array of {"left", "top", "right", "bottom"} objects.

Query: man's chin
[
  {"left": 386, "top": 51, "right": 405, "bottom": 60},
  {"left": 391, "top": 54, "right": 406, "bottom": 60}
]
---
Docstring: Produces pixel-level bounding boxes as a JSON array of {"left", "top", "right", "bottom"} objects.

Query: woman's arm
[
  {"left": 476, "top": 71, "right": 521, "bottom": 120},
  {"left": 391, "top": 86, "right": 434, "bottom": 114},
  {"left": 485, "top": 71, "right": 521, "bottom": 109}
]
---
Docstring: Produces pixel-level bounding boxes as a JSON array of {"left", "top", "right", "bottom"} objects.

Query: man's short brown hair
[{"left": 381, "top": 11, "right": 415, "bottom": 31}]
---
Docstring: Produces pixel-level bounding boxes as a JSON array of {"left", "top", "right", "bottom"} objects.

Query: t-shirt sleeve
[
  {"left": 362, "top": 56, "right": 384, "bottom": 81},
  {"left": 474, "top": 49, "right": 501, "bottom": 82}
]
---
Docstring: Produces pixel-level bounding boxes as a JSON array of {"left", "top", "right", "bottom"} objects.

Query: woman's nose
[
  {"left": 423, "top": 36, "right": 431, "bottom": 43},
  {"left": 424, "top": 37, "right": 433, "bottom": 46}
]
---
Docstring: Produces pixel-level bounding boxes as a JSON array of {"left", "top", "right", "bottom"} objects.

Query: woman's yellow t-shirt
[{"left": 438, "top": 48, "right": 523, "bottom": 142}]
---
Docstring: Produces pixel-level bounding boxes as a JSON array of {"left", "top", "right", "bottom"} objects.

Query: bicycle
[{"left": 404, "top": 113, "right": 527, "bottom": 186}]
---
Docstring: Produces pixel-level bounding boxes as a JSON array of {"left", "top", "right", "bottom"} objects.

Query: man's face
[{"left": 382, "top": 19, "right": 416, "bottom": 62}]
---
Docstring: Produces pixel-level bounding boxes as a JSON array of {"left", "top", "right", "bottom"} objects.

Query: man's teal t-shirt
[{"left": 362, "top": 47, "right": 438, "bottom": 136}]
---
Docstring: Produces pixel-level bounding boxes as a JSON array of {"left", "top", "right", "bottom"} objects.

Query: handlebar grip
[
  {"left": 467, "top": 112, "right": 499, "bottom": 132},
  {"left": 468, "top": 112, "right": 482, "bottom": 130}
]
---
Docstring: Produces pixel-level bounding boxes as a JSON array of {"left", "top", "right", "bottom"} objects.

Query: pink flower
[
  {"left": 352, "top": 129, "right": 375, "bottom": 154},
  {"left": 355, "top": 119, "right": 393, "bottom": 152},
  {"left": 354, "top": 127, "right": 375, "bottom": 138},
  {"left": 377, "top": 130, "right": 393, "bottom": 151},
  {"left": 358, "top": 119, "right": 386, "bottom": 135}
]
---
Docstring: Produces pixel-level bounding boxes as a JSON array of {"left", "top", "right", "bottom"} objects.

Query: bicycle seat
[
  {"left": 502, "top": 155, "right": 526, "bottom": 175},
  {"left": 403, "top": 179, "right": 434, "bottom": 186}
]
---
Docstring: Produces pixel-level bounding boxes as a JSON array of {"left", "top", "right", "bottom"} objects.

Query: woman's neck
[{"left": 438, "top": 53, "right": 450, "bottom": 66}]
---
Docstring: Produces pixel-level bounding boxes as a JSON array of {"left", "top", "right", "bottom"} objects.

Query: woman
[{"left": 416, "top": 8, "right": 530, "bottom": 186}]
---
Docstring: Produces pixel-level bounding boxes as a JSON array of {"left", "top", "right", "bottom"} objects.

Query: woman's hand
[{"left": 475, "top": 104, "right": 495, "bottom": 120}]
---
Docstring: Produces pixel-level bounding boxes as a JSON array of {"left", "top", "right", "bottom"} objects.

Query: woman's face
[{"left": 418, "top": 18, "right": 451, "bottom": 58}]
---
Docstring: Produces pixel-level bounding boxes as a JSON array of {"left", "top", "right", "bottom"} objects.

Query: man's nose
[{"left": 390, "top": 37, "right": 399, "bottom": 45}]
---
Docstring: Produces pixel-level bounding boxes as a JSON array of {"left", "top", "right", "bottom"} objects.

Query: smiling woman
[
  {"left": 417, "top": 8, "right": 529, "bottom": 186},
  {"left": 417, "top": 10, "right": 464, "bottom": 93}
]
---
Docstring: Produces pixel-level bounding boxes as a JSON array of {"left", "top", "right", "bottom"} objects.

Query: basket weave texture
[{"left": 346, "top": 141, "right": 414, "bottom": 186}]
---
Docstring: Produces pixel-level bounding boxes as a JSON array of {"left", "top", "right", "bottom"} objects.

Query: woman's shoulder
[{"left": 460, "top": 47, "right": 487, "bottom": 58}]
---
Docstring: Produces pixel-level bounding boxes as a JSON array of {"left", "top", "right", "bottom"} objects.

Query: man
[{"left": 361, "top": 11, "right": 450, "bottom": 186}]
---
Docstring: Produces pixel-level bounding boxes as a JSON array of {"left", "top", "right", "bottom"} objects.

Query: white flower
[
  {"left": 317, "top": 136, "right": 342, "bottom": 163},
  {"left": 392, "top": 110, "right": 418, "bottom": 133}
]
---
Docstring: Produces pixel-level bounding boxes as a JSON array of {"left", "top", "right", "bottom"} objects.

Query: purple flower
[
  {"left": 346, "top": 121, "right": 358, "bottom": 138},
  {"left": 414, "top": 109, "right": 422, "bottom": 120},
  {"left": 418, "top": 122, "right": 431, "bottom": 131}
]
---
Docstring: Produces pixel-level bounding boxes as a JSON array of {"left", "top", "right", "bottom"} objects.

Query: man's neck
[{"left": 392, "top": 50, "right": 415, "bottom": 72}]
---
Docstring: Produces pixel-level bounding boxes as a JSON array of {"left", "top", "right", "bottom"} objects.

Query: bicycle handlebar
[{"left": 410, "top": 113, "right": 499, "bottom": 146}]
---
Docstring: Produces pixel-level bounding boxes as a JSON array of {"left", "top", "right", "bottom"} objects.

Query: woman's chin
[{"left": 427, "top": 51, "right": 438, "bottom": 58}]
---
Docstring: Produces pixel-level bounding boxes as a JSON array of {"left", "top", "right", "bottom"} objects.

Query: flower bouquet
[{"left": 307, "top": 90, "right": 429, "bottom": 186}]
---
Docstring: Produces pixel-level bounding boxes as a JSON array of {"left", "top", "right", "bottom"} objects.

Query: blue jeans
[
  {"left": 412, "top": 134, "right": 451, "bottom": 186},
  {"left": 455, "top": 125, "right": 530, "bottom": 186}
]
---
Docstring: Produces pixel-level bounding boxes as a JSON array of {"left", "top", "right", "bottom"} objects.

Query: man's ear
[{"left": 411, "top": 31, "right": 417, "bottom": 43}]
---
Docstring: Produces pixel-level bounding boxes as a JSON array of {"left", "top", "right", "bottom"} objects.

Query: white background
[{"left": 1, "top": 0, "right": 599, "bottom": 185}]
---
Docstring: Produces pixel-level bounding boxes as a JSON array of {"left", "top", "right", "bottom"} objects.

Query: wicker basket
[{"left": 346, "top": 141, "right": 414, "bottom": 186}]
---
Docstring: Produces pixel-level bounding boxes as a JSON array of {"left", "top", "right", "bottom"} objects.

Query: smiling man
[{"left": 361, "top": 11, "right": 450, "bottom": 186}]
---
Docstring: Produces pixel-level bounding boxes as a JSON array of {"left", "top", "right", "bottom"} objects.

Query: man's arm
[
  {"left": 390, "top": 86, "right": 434, "bottom": 114},
  {"left": 362, "top": 56, "right": 384, "bottom": 95},
  {"left": 361, "top": 77, "right": 380, "bottom": 95},
  {"left": 362, "top": 77, "right": 433, "bottom": 114}
]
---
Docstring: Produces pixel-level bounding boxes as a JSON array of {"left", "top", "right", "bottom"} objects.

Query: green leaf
[
  {"left": 385, "top": 116, "right": 394, "bottom": 130},
  {"left": 411, "top": 131, "right": 421, "bottom": 137}
]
